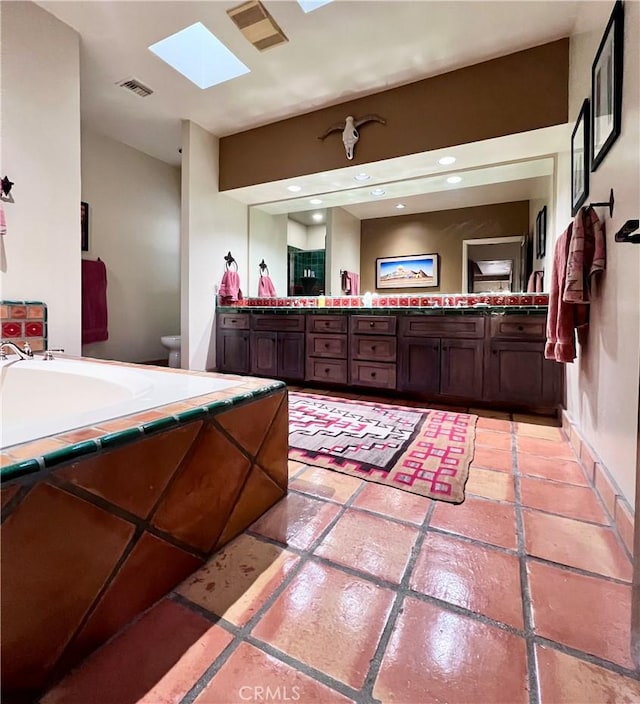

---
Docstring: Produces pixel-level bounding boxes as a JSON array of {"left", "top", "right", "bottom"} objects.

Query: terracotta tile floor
[{"left": 43, "top": 391, "right": 640, "bottom": 704}]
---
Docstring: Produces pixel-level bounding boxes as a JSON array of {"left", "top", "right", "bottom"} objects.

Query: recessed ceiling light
[
  {"left": 446, "top": 176, "right": 462, "bottom": 184},
  {"left": 396, "top": 203, "right": 406, "bottom": 209},
  {"left": 438, "top": 156, "right": 456, "bottom": 166},
  {"left": 371, "top": 188, "right": 386, "bottom": 196},
  {"left": 310, "top": 198, "right": 323, "bottom": 205},
  {"left": 287, "top": 185, "right": 302, "bottom": 192},
  {"left": 353, "top": 173, "right": 371, "bottom": 182},
  {"left": 312, "top": 212, "right": 323, "bottom": 222},
  {"left": 296, "top": 0, "right": 334, "bottom": 13},
  {"left": 149, "top": 22, "right": 249, "bottom": 89}
]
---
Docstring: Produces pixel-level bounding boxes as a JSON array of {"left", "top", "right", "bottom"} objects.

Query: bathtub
[{"left": 0, "top": 356, "right": 239, "bottom": 448}]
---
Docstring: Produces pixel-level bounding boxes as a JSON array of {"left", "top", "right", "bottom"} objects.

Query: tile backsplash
[
  {"left": 0, "top": 300, "right": 48, "bottom": 352},
  {"left": 220, "top": 292, "right": 549, "bottom": 309}
]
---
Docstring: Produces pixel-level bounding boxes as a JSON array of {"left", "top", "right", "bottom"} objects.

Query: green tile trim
[
  {"left": 99, "top": 427, "right": 143, "bottom": 449},
  {"left": 142, "top": 416, "right": 178, "bottom": 435},
  {"left": 0, "top": 381, "right": 285, "bottom": 484},
  {"left": 175, "top": 406, "right": 209, "bottom": 423},
  {"left": 1, "top": 459, "right": 42, "bottom": 482},
  {"left": 42, "top": 440, "right": 99, "bottom": 468}
]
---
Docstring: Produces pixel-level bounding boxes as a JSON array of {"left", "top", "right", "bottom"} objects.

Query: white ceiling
[{"left": 35, "top": 0, "right": 612, "bottom": 218}]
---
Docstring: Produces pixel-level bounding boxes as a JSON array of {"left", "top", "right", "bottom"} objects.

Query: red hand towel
[
  {"left": 219, "top": 270, "right": 243, "bottom": 302},
  {"left": 82, "top": 259, "right": 108, "bottom": 344},
  {"left": 258, "top": 274, "right": 277, "bottom": 297}
]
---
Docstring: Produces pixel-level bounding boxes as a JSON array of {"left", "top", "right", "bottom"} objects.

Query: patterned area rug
[{"left": 288, "top": 392, "right": 477, "bottom": 503}]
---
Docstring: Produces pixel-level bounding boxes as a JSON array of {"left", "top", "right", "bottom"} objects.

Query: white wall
[
  {"left": 81, "top": 130, "right": 180, "bottom": 362},
  {"left": 248, "top": 209, "right": 287, "bottom": 297},
  {"left": 181, "top": 120, "right": 248, "bottom": 371},
  {"left": 307, "top": 224, "right": 327, "bottom": 251},
  {"left": 287, "top": 219, "right": 308, "bottom": 250},
  {"left": 326, "top": 207, "right": 361, "bottom": 295},
  {"left": 561, "top": 2, "right": 640, "bottom": 505},
  {"left": 0, "top": 1, "right": 81, "bottom": 354}
]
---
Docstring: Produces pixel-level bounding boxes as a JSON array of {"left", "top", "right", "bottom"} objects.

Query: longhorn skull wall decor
[{"left": 317, "top": 114, "right": 386, "bottom": 160}]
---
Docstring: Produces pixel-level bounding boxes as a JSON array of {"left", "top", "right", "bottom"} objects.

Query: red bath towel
[
  {"left": 545, "top": 208, "right": 604, "bottom": 363},
  {"left": 82, "top": 258, "right": 108, "bottom": 344}
]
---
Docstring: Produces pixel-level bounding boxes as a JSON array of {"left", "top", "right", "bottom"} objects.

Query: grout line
[
  {"left": 533, "top": 635, "right": 640, "bottom": 680},
  {"left": 177, "top": 478, "right": 371, "bottom": 704},
  {"left": 244, "top": 637, "right": 367, "bottom": 703},
  {"left": 510, "top": 420, "right": 541, "bottom": 704}
]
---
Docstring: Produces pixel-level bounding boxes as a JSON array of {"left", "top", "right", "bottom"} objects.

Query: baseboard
[
  {"left": 142, "top": 358, "right": 169, "bottom": 367},
  {"left": 561, "top": 409, "right": 634, "bottom": 557}
]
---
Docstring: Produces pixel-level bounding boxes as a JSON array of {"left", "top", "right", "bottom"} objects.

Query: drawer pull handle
[
  {"left": 371, "top": 371, "right": 377, "bottom": 377},
  {"left": 324, "top": 342, "right": 330, "bottom": 347},
  {"left": 517, "top": 325, "right": 524, "bottom": 331},
  {"left": 231, "top": 319, "right": 237, "bottom": 323},
  {"left": 371, "top": 345, "right": 376, "bottom": 351},
  {"left": 369, "top": 322, "right": 375, "bottom": 327},
  {"left": 492, "top": 350, "right": 498, "bottom": 355},
  {"left": 325, "top": 368, "right": 330, "bottom": 374},
  {"left": 433, "top": 345, "right": 439, "bottom": 351}
]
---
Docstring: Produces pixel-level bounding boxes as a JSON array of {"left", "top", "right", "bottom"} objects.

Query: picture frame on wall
[
  {"left": 571, "top": 99, "right": 590, "bottom": 216},
  {"left": 81, "top": 201, "right": 89, "bottom": 251},
  {"left": 376, "top": 253, "right": 440, "bottom": 289},
  {"left": 591, "top": 0, "right": 624, "bottom": 171},
  {"left": 536, "top": 206, "right": 547, "bottom": 259}
]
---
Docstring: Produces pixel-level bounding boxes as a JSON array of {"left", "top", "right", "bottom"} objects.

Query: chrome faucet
[{"left": 0, "top": 340, "right": 34, "bottom": 360}]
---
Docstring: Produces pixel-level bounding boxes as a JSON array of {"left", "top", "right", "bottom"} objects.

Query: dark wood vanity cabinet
[
  {"left": 398, "top": 315, "right": 484, "bottom": 398},
  {"left": 487, "top": 315, "right": 560, "bottom": 407},
  {"left": 216, "top": 313, "right": 250, "bottom": 374},
  {"left": 349, "top": 315, "right": 397, "bottom": 390},
  {"left": 306, "top": 315, "right": 348, "bottom": 384},
  {"left": 249, "top": 315, "right": 305, "bottom": 381},
  {"left": 216, "top": 309, "right": 561, "bottom": 412}
]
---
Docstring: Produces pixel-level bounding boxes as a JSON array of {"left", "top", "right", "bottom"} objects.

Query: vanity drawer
[
  {"left": 251, "top": 314, "right": 305, "bottom": 332},
  {"left": 490, "top": 315, "right": 546, "bottom": 340},
  {"left": 351, "top": 335, "right": 396, "bottom": 362},
  {"left": 218, "top": 313, "right": 250, "bottom": 330},
  {"left": 307, "top": 333, "right": 348, "bottom": 359},
  {"left": 400, "top": 315, "right": 485, "bottom": 338},
  {"left": 306, "top": 358, "right": 348, "bottom": 384},
  {"left": 350, "top": 315, "right": 397, "bottom": 335},
  {"left": 307, "top": 315, "right": 348, "bottom": 334},
  {"left": 351, "top": 361, "right": 397, "bottom": 390}
]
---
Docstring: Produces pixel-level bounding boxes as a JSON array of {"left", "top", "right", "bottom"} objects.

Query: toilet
[{"left": 160, "top": 335, "right": 181, "bottom": 368}]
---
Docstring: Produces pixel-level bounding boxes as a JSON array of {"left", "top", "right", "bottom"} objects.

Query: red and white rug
[{"left": 288, "top": 392, "right": 477, "bottom": 503}]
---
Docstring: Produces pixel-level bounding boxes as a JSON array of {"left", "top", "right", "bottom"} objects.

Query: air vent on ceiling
[
  {"left": 116, "top": 78, "right": 154, "bottom": 98},
  {"left": 227, "top": 0, "right": 288, "bottom": 51}
]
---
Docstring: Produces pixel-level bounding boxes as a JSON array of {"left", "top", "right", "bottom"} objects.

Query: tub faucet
[{"left": 0, "top": 340, "right": 34, "bottom": 360}]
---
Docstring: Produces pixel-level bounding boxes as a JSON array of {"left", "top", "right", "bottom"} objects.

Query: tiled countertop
[
  {"left": 0, "top": 358, "right": 285, "bottom": 483},
  {"left": 217, "top": 305, "right": 549, "bottom": 316}
]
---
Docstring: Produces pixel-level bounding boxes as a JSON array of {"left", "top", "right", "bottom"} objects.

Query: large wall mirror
[{"left": 240, "top": 127, "right": 565, "bottom": 297}]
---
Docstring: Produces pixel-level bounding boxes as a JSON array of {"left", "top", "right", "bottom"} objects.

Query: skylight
[
  {"left": 296, "top": 0, "right": 334, "bottom": 13},
  {"left": 149, "top": 22, "right": 249, "bottom": 90}
]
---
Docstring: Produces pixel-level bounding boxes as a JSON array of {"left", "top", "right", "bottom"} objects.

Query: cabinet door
[
  {"left": 398, "top": 339, "right": 440, "bottom": 393},
  {"left": 217, "top": 330, "right": 250, "bottom": 374},
  {"left": 440, "top": 338, "right": 484, "bottom": 398},
  {"left": 251, "top": 331, "right": 278, "bottom": 377},
  {"left": 278, "top": 332, "right": 305, "bottom": 381},
  {"left": 488, "top": 340, "right": 559, "bottom": 406}
]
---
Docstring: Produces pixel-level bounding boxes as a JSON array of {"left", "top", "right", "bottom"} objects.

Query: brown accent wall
[
  {"left": 360, "top": 201, "right": 529, "bottom": 294},
  {"left": 220, "top": 40, "right": 569, "bottom": 190}
]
